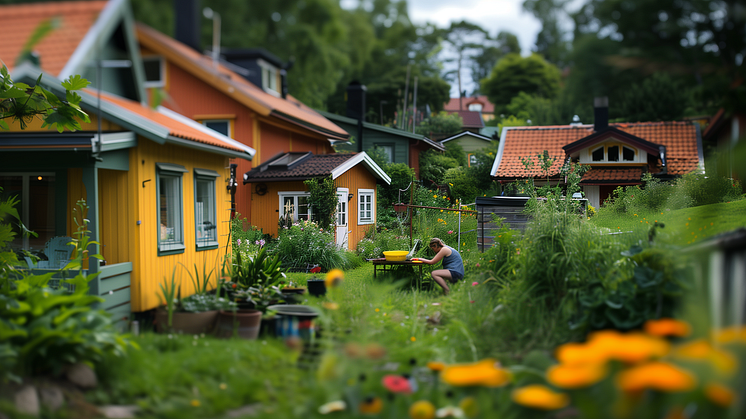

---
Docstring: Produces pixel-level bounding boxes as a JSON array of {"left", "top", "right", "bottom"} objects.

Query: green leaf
[
  {"left": 633, "top": 266, "right": 663, "bottom": 288},
  {"left": 61, "top": 75, "right": 91, "bottom": 91}
]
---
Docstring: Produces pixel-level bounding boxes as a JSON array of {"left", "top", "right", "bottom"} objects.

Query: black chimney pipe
[
  {"left": 594, "top": 97, "right": 609, "bottom": 132},
  {"left": 346, "top": 81, "right": 367, "bottom": 152},
  {"left": 174, "top": 0, "right": 201, "bottom": 52}
]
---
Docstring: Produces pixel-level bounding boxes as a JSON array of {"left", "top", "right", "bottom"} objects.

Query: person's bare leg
[{"left": 431, "top": 269, "right": 453, "bottom": 295}]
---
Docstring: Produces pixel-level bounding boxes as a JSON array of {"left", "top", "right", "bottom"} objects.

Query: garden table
[{"left": 370, "top": 259, "right": 426, "bottom": 288}]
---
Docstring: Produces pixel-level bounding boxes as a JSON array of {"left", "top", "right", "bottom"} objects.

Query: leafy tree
[
  {"left": 444, "top": 142, "right": 467, "bottom": 167},
  {"left": 481, "top": 53, "right": 562, "bottom": 113},
  {"left": 466, "top": 146, "right": 499, "bottom": 193},
  {"left": 419, "top": 149, "right": 459, "bottom": 186},
  {"left": 1, "top": 66, "right": 90, "bottom": 132},
  {"left": 618, "top": 73, "right": 689, "bottom": 122},
  {"left": 443, "top": 167, "right": 480, "bottom": 203},
  {"left": 442, "top": 20, "right": 493, "bottom": 97},
  {"left": 304, "top": 176, "right": 337, "bottom": 229},
  {"left": 415, "top": 111, "right": 462, "bottom": 138},
  {"left": 523, "top": 0, "right": 572, "bottom": 68}
]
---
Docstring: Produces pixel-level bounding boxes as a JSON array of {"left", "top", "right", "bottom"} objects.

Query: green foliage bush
[
  {"left": 444, "top": 142, "right": 467, "bottom": 167},
  {"left": 304, "top": 175, "right": 338, "bottom": 229},
  {"left": 418, "top": 149, "right": 458, "bottom": 186},
  {"left": 230, "top": 213, "right": 266, "bottom": 248},
  {"left": 443, "top": 167, "right": 481, "bottom": 203},
  {"left": 355, "top": 229, "right": 411, "bottom": 259},
  {"left": 275, "top": 219, "right": 361, "bottom": 271}
]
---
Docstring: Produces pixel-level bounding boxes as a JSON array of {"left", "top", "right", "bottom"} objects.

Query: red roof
[
  {"left": 448, "top": 110, "right": 484, "bottom": 129},
  {"left": 244, "top": 153, "right": 356, "bottom": 181},
  {"left": 582, "top": 167, "right": 644, "bottom": 184},
  {"left": 444, "top": 96, "right": 495, "bottom": 113},
  {"left": 135, "top": 23, "right": 349, "bottom": 141},
  {"left": 0, "top": 1, "right": 108, "bottom": 77},
  {"left": 493, "top": 122, "right": 701, "bottom": 180},
  {"left": 98, "top": 90, "right": 249, "bottom": 154}
]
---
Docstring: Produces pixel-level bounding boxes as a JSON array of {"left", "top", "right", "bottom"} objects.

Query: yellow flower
[
  {"left": 359, "top": 397, "right": 383, "bottom": 414},
  {"left": 219, "top": 383, "right": 227, "bottom": 390},
  {"left": 459, "top": 397, "right": 479, "bottom": 418},
  {"left": 441, "top": 359, "right": 511, "bottom": 387},
  {"left": 319, "top": 400, "right": 346, "bottom": 414},
  {"left": 322, "top": 302, "right": 339, "bottom": 310},
  {"left": 547, "top": 363, "right": 607, "bottom": 389},
  {"left": 713, "top": 326, "right": 746, "bottom": 344},
  {"left": 511, "top": 385, "right": 569, "bottom": 410},
  {"left": 325, "top": 269, "right": 344, "bottom": 287},
  {"left": 434, "top": 195, "right": 438, "bottom": 198},
  {"left": 410, "top": 336, "right": 416, "bottom": 342},
  {"left": 705, "top": 382, "right": 736, "bottom": 407},
  {"left": 644, "top": 318, "right": 691, "bottom": 337},
  {"left": 427, "top": 361, "right": 446, "bottom": 371},
  {"left": 409, "top": 400, "right": 436, "bottom": 419},
  {"left": 190, "top": 399, "right": 201, "bottom": 407},
  {"left": 375, "top": 308, "right": 380, "bottom": 312},
  {"left": 672, "top": 339, "right": 738, "bottom": 374},
  {"left": 616, "top": 362, "right": 696, "bottom": 393}
]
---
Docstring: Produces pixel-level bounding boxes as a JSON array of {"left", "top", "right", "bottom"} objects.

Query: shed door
[{"left": 336, "top": 188, "right": 348, "bottom": 248}]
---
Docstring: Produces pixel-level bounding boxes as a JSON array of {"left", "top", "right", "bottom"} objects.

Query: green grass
[{"left": 590, "top": 199, "right": 746, "bottom": 246}]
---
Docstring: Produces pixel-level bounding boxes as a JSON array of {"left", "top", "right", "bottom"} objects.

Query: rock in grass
[
  {"left": 39, "top": 385, "right": 65, "bottom": 411},
  {"left": 66, "top": 363, "right": 98, "bottom": 389},
  {"left": 99, "top": 405, "right": 140, "bottom": 418},
  {"left": 14, "top": 385, "right": 40, "bottom": 416}
]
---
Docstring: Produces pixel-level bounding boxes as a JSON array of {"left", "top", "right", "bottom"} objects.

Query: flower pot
[
  {"left": 215, "top": 309, "right": 262, "bottom": 339},
  {"left": 267, "top": 305, "right": 320, "bottom": 341},
  {"left": 393, "top": 203, "right": 407, "bottom": 213},
  {"left": 306, "top": 279, "right": 326, "bottom": 297},
  {"left": 155, "top": 308, "right": 218, "bottom": 334}
]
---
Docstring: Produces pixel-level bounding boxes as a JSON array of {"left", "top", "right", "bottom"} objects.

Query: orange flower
[
  {"left": 426, "top": 361, "right": 446, "bottom": 371},
  {"left": 713, "top": 326, "right": 746, "bottom": 344},
  {"left": 511, "top": 385, "right": 569, "bottom": 410},
  {"left": 547, "top": 363, "right": 607, "bottom": 389},
  {"left": 556, "top": 331, "right": 669, "bottom": 366},
  {"left": 441, "top": 359, "right": 511, "bottom": 387},
  {"left": 555, "top": 342, "right": 607, "bottom": 365},
  {"left": 359, "top": 397, "right": 383, "bottom": 414},
  {"left": 606, "top": 332, "right": 670, "bottom": 364},
  {"left": 616, "top": 362, "right": 696, "bottom": 393},
  {"left": 409, "top": 400, "right": 435, "bottom": 419},
  {"left": 325, "top": 269, "right": 344, "bottom": 287},
  {"left": 672, "top": 339, "right": 738, "bottom": 374},
  {"left": 705, "top": 382, "right": 736, "bottom": 407},
  {"left": 644, "top": 318, "right": 691, "bottom": 337}
]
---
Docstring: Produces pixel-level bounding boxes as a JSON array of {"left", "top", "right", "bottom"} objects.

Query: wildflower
[
  {"left": 435, "top": 406, "right": 463, "bottom": 418},
  {"left": 325, "top": 269, "right": 344, "bottom": 287},
  {"left": 448, "top": 230, "right": 453, "bottom": 234},
  {"left": 516, "top": 248, "right": 520, "bottom": 255},
  {"left": 359, "top": 397, "right": 383, "bottom": 414},
  {"left": 319, "top": 401, "right": 346, "bottom": 414},
  {"left": 375, "top": 308, "right": 380, "bottom": 312},
  {"left": 411, "top": 336, "right": 417, "bottom": 342},
  {"left": 259, "top": 239, "right": 265, "bottom": 247},
  {"left": 616, "top": 362, "right": 696, "bottom": 392},
  {"left": 427, "top": 361, "right": 446, "bottom": 371},
  {"left": 441, "top": 359, "right": 511, "bottom": 387},
  {"left": 434, "top": 195, "right": 438, "bottom": 198},
  {"left": 547, "top": 363, "right": 607, "bottom": 389},
  {"left": 219, "top": 383, "right": 227, "bottom": 390},
  {"left": 322, "top": 302, "right": 339, "bottom": 310},
  {"left": 705, "top": 382, "right": 736, "bottom": 407},
  {"left": 232, "top": 283, "right": 237, "bottom": 289},
  {"left": 237, "top": 239, "right": 241, "bottom": 245},
  {"left": 672, "top": 339, "right": 738, "bottom": 374},
  {"left": 713, "top": 326, "right": 746, "bottom": 343},
  {"left": 471, "top": 281, "right": 479, "bottom": 286},
  {"left": 409, "top": 400, "right": 436, "bottom": 419},
  {"left": 475, "top": 263, "right": 480, "bottom": 268},
  {"left": 382, "top": 375, "right": 413, "bottom": 394},
  {"left": 190, "top": 399, "right": 201, "bottom": 407},
  {"left": 511, "top": 385, "right": 569, "bottom": 410},
  {"left": 365, "top": 343, "right": 387, "bottom": 360},
  {"left": 644, "top": 318, "right": 691, "bottom": 337},
  {"left": 310, "top": 266, "right": 322, "bottom": 273},
  {"left": 458, "top": 397, "right": 478, "bottom": 418}
]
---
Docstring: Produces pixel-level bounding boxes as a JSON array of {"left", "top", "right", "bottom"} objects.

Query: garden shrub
[
  {"left": 443, "top": 167, "right": 480, "bottom": 204},
  {"left": 275, "top": 219, "right": 361, "bottom": 271},
  {"left": 418, "top": 149, "right": 459, "bottom": 186},
  {"left": 231, "top": 213, "right": 266, "bottom": 247},
  {"left": 356, "top": 229, "right": 411, "bottom": 260},
  {"left": 304, "top": 175, "right": 338, "bottom": 229},
  {"left": 676, "top": 172, "right": 742, "bottom": 206}
]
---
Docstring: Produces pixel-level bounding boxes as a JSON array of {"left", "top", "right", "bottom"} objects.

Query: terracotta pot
[
  {"left": 155, "top": 308, "right": 218, "bottom": 334},
  {"left": 215, "top": 309, "right": 262, "bottom": 339}
]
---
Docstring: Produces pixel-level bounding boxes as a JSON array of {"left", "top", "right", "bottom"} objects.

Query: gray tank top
[{"left": 442, "top": 246, "right": 464, "bottom": 275}]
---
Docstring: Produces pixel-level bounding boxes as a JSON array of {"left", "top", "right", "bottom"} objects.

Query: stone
[
  {"left": 226, "top": 404, "right": 261, "bottom": 418},
  {"left": 99, "top": 405, "right": 140, "bottom": 418},
  {"left": 66, "top": 363, "right": 98, "bottom": 389},
  {"left": 39, "top": 385, "right": 65, "bottom": 411},
  {"left": 14, "top": 385, "right": 40, "bottom": 416}
]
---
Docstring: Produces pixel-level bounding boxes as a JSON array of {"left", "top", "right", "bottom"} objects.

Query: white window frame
[
  {"left": 468, "top": 103, "right": 483, "bottom": 112},
  {"left": 156, "top": 163, "right": 187, "bottom": 255},
  {"left": 357, "top": 189, "right": 375, "bottom": 225},
  {"left": 201, "top": 120, "right": 231, "bottom": 138},
  {"left": 258, "top": 59, "right": 280, "bottom": 97},
  {"left": 588, "top": 143, "right": 637, "bottom": 163},
  {"left": 142, "top": 56, "right": 165, "bottom": 88},
  {"left": 194, "top": 168, "right": 220, "bottom": 250},
  {"left": 278, "top": 191, "right": 312, "bottom": 222},
  {"left": 468, "top": 154, "right": 479, "bottom": 167}
]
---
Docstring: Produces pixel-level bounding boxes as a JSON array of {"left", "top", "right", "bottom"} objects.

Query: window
[
  {"left": 468, "top": 154, "right": 479, "bottom": 167},
  {"left": 468, "top": 103, "right": 483, "bottom": 112},
  {"left": 259, "top": 59, "right": 279, "bottom": 96},
  {"left": 358, "top": 189, "right": 374, "bottom": 225},
  {"left": 337, "top": 196, "right": 347, "bottom": 226},
  {"left": 157, "top": 163, "right": 187, "bottom": 255},
  {"left": 374, "top": 144, "right": 394, "bottom": 163},
  {"left": 623, "top": 146, "right": 635, "bottom": 161},
  {"left": 143, "top": 56, "right": 165, "bottom": 88},
  {"left": 0, "top": 173, "right": 56, "bottom": 251},
  {"left": 607, "top": 145, "right": 619, "bottom": 162},
  {"left": 278, "top": 192, "right": 311, "bottom": 222},
  {"left": 590, "top": 144, "right": 636, "bottom": 162},
  {"left": 202, "top": 120, "right": 230, "bottom": 137},
  {"left": 194, "top": 169, "right": 219, "bottom": 250},
  {"left": 592, "top": 147, "right": 604, "bottom": 161}
]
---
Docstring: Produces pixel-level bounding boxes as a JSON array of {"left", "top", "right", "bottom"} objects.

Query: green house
[{"left": 440, "top": 131, "right": 495, "bottom": 167}]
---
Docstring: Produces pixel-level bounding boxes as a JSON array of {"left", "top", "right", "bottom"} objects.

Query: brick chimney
[
  {"left": 174, "top": 0, "right": 201, "bottom": 52},
  {"left": 346, "top": 81, "right": 366, "bottom": 152},
  {"left": 594, "top": 97, "right": 609, "bottom": 132}
]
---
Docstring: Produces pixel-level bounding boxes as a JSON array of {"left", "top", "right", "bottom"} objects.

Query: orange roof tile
[
  {"left": 135, "top": 23, "right": 349, "bottom": 140},
  {"left": 444, "top": 96, "right": 495, "bottom": 113},
  {"left": 493, "top": 122, "right": 701, "bottom": 180},
  {"left": 97, "top": 90, "right": 248, "bottom": 154},
  {"left": 582, "top": 167, "right": 644, "bottom": 184},
  {"left": 0, "top": 1, "right": 107, "bottom": 76}
]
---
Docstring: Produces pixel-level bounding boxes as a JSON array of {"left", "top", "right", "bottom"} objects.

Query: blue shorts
[{"left": 448, "top": 270, "right": 464, "bottom": 283}]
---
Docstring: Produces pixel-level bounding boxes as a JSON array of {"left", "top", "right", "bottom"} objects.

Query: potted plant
[
  {"left": 306, "top": 275, "right": 326, "bottom": 297},
  {"left": 155, "top": 265, "right": 237, "bottom": 334}
]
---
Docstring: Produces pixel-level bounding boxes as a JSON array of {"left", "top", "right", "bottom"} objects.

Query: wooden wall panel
[
  {"left": 333, "top": 165, "right": 377, "bottom": 250},
  {"left": 250, "top": 180, "right": 306, "bottom": 238},
  {"left": 98, "top": 169, "right": 130, "bottom": 265}
]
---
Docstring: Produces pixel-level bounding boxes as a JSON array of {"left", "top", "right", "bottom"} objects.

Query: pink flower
[
  {"left": 447, "top": 230, "right": 454, "bottom": 234},
  {"left": 472, "top": 281, "right": 478, "bottom": 286},
  {"left": 475, "top": 263, "right": 480, "bottom": 268},
  {"left": 237, "top": 239, "right": 241, "bottom": 246},
  {"left": 470, "top": 300, "right": 475, "bottom": 304}
]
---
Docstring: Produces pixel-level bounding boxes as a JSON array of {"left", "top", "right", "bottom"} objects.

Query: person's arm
[{"left": 417, "top": 247, "right": 450, "bottom": 265}]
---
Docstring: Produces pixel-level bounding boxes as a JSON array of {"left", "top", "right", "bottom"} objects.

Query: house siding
[
  {"left": 250, "top": 180, "right": 307, "bottom": 238},
  {"left": 129, "top": 139, "right": 231, "bottom": 312},
  {"left": 98, "top": 169, "right": 131, "bottom": 265},
  {"left": 334, "top": 164, "right": 377, "bottom": 250},
  {"left": 447, "top": 136, "right": 492, "bottom": 153}
]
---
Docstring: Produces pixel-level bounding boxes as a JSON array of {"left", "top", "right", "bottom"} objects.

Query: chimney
[
  {"left": 174, "top": 0, "right": 201, "bottom": 52},
  {"left": 346, "top": 81, "right": 366, "bottom": 152},
  {"left": 594, "top": 97, "right": 609, "bottom": 132},
  {"left": 280, "top": 60, "right": 294, "bottom": 99}
]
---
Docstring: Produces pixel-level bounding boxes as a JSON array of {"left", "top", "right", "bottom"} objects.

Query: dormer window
[
  {"left": 468, "top": 103, "right": 483, "bottom": 112},
  {"left": 258, "top": 59, "right": 280, "bottom": 96},
  {"left": 591, "top": 144, "right": 637, "bottom": 162},
  {"left": 143, "top": 56, "right": 165, "bottom": 88}
]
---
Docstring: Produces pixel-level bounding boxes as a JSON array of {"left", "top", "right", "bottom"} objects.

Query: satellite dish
[{"left": 255, "top": 183, "right": 268, "bottom": 196}]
